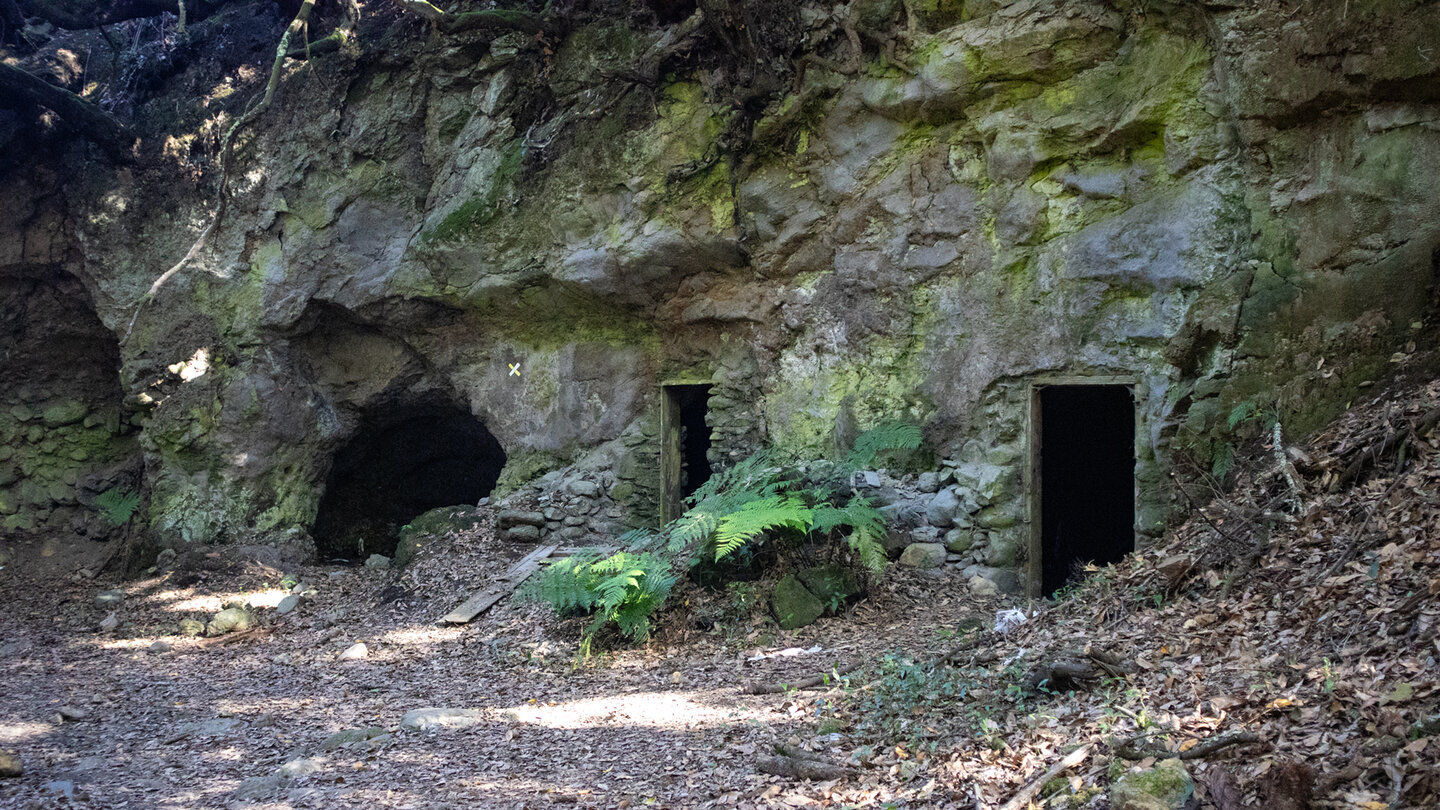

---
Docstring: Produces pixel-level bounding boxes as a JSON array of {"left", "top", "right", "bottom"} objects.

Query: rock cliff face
[{"left": 1, "top": 0, "right": 1437, "bottom": 580}]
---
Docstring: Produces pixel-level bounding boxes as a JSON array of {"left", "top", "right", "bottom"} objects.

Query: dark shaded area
[
  {"left": 313, "top": 399, "right": 505, "bottom": 560},
  {"left": 1039, "top": 385, "right": 1135, "bottom": 596},
  {"left": 671, "top": 384, "right": 713, "bottom": 499}
]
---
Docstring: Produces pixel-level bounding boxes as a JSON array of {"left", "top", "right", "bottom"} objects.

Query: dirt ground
[{"left": 0, "top": 525, "right": 1002, "bottom": 810}]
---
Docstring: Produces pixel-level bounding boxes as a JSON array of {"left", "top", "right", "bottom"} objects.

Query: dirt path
[{"left": 0, "top": 534, "right": 994, "bottom": 809}]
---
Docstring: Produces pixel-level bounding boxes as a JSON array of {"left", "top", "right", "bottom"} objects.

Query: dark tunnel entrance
[
  {"left": 312, "top": 399, "right": 506, "bottom": 560},
  {"left": 661, "top": 384, "right": 713, "bottom": 522},
  {"left": 1035, "top": 384, "right": 1136, "bottom": 596}
]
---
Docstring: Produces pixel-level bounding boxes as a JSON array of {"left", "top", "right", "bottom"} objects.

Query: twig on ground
[{"left": 996, "top": 744, "right": 1092, "bottom": 810}]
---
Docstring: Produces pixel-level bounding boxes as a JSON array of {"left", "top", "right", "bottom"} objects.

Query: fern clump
[
  {"left": 520, "top": 550, "right": 678, "bottom": 657},
  {"left": 94, "top": 489, "right": 142, "bottom": 526},
  {"left": 550, "top": 421, "right": 923, "bottom": 652}
]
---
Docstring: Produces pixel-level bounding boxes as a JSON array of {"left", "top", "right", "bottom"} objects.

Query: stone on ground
[
  {"left": 232, "top": 774, "right": 283, "bottom": 801},
  {"left": 899, "top": 542, "right": 947, "bottom": 568},
  {"left": 338, "top": 642, "right": 368, "bottom": 661},
  {"left": 400, "top": 707, "right": 485, "bottom": 733},
  {"left": 797, "top": 564, "right": 862, "bottom": 612},
  {"left": 0, "top": 750, "right": 21, "bottom": 777},
  {"left": 968, "top": 576, "right": 998, "bottom": 596},
  {"left": 178, "top": 618, "right": 205, "bottom": 637},
  {"left": 1110, "top": 759, "right": 1195, "bottom": 810},
  {"left": 205, "top": 607, "right": 251, "bottom": 636},
  {"left": 320, "top": 726, "right": 388, "bottom": 752},
  {"left": 93, "top": 589, "right": 123, "bottom": 609},
  {"left": 771, "top": 575, "right": 825, "bottom": 630},
  {"left": 364, "top": 554, "right": 391, "bottom": 570},
  {"left": 275, "top": 593, "right": 301, "bottom": 615}
]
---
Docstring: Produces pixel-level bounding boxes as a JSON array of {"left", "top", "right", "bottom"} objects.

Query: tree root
[
  {"left": 123, "top": 0, "right": 320, "bottom": 345},
  {"left": 756, "top": 745, "right": 852, "bottom": 781},
  {"left": 745, "top": 661, "right": 862, "bottom": 694},
  {"left": 1114, "top": 730, "right": 1261, "bottom": 761}
]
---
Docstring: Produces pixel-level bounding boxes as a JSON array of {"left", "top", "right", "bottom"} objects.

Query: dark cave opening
[
  {"left": 661, "top": 384, "right": 714, "bottom": 523},
  {"left": 312, "top": 400, "right": 506, "bottom": 561},
  {"left": 676, "top": 385, "right": 714, "bottom": 500},
  {"left": 1038, "top": 385, "right": 1136, "bottom": 596}
]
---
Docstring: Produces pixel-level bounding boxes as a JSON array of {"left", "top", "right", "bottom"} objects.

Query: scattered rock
[
  {"left": 57, "top": 706, "right": 88, "bottom": 722},
  {"left": 320, "top": 726, "right": 388, "bottom": 751},
  {"left": 98, "top": 611, "right": 118, "bottom": 632},
  {"left": 149, "top": 640, "right": 173, "bottom": 653},
  {"left": 275, "top": 594, "right": 302, "bottom": 615},
  {"left": 205, "top": 607, "right": 252, "bottom": 636},
  {"left": 364, "top": 554, "right": 391, "bottom": 570},
  {"left": 338, "top": 642, "right": 368, "bottom": 661},
  {"left": 222, "top": 598, "right": 249, "bottom": 611},
  {"left": 916, "top": 471, "right": 940, "bottom": 493},
  {"left": 93, "top": 589, "right": 124, "bottom": 609},
  {"left": 0, "top": 750, "right": 21, "bottom": 777},
  {"left": 232, "top": 774, "right": 284, "bottom": 802},
  {"left": 968, "top": 576, "right": 998, "bottom": 596},
  {"left": 797, "top": 564, "right": 862, "bottom": 612},
  {"left": 279, "top": 755, "right": 327, "bottom": 779},
  {"left": 899, "top": 543, "right": 947, "bottom": 569},
  {"left": 771, "top": 575, "right": 826, "bottom": 630},
  {"left": 1110, "top": 758, "right": 1195, "bottom": 810},
  {"left": 155, "top": 548, "right": 177, "bottom": 569},
  {"left": 178, "top": 618, "right": 205, "bottom": 637},
  {"left": 400, "top": 707, "right": 485, "bottom": 733}
]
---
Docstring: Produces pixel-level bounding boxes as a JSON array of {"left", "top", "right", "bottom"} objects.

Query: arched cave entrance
[{"left": 312, "top": 399, "right": 506, "bottom": 560}]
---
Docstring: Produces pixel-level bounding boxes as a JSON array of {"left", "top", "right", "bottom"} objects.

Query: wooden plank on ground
[
  {"left": 549, "top": 545, "right": 619, "bottom": 559},
  {"left": 440, "top": 543, "right": 558, "bottom": 625}
]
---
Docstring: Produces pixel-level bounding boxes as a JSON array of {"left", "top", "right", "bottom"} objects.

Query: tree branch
[{"left": 0, "top": 61, "right": 136, "bottom": 161}]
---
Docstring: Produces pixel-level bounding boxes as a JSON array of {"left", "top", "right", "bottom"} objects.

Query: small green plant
[
  {"left": 520, "top": 550, "right": 678, "bottom": 658},
  {"left": 94, "top": 488, "right": 141, "bottom": 526}
]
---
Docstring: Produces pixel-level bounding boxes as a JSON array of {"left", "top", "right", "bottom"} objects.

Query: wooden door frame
[{"left": 1025, "top": 375, "right": 1138, "bottom": 598}]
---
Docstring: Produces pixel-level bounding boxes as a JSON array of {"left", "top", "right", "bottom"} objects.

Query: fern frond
[
  {"left": 94, "top": 488, "right": 142, "bottom": 526},
  {"left": 846, "top": 524, "right": 888, "bottom": 573},
  {"left": 713, "top": 495, "right": 813, "bottom": 560},
  {"left": 846, "top": 421, "right": 923, "bottom": 469}
]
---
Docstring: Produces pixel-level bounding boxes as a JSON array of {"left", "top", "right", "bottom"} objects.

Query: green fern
[
  {"left": 813, "top": 495, "right": 887, "bottom": 572},
  {"left": 713, "top": 495, "right": 813, "bottom": 561},
  {"left": 94, "top": 489, "right": 141, "bottom": 526},
  {"left": 845, "top": 421, "right": 923, "bottom": 469},
  {"left": 520, "top": 550, "right": 677, "bottom": 657}
]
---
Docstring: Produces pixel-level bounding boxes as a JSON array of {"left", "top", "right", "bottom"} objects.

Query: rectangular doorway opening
[
  {"left": 1032, "top": 383, "right": 1136, "bottom": 596},
  {"left": 661, "top": 384, "right": 714, "bottom": 523}
]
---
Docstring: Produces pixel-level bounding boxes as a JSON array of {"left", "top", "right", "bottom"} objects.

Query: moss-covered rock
[
  {"left": 1110, "top": 759, "right": 1194, "bottom": 810},
  {"left": 797, "top": 564, "right": 863, "bottom": 614},
  {"left": 771, "top": 575, "right": 826, "bottom": 630}
]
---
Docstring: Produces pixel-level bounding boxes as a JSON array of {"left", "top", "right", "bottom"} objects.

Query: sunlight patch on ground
[
  {"left": 503, "top": 690, "right": 735, "bottom": 731},
  {"left": 0, "top": 721, "right": 54, "bottom": 744},
  {"left": 372, "top": 624, "right": 466, "bottom": 647},
  {"left": 146, "top": 586, "right": 290, "bottom": 613}
]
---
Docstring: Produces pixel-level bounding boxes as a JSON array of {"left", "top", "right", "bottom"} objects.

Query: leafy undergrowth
[{"left": 0, "top": 379, "right": 1436, "bottom": 808}]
